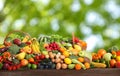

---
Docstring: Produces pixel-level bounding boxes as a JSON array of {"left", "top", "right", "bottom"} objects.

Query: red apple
[
  {"left": 115, "top": 61, "right": 120, "bottom": 68},
  {"left": 13, "top": 38, "right": 22, "bottom": 46}
]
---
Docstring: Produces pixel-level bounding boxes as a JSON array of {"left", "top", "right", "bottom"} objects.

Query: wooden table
[{"left": 0, "top": 68, "right": 120, "bottom": 76}]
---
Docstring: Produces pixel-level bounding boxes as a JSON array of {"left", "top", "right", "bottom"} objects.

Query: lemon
[
  {"left": 64, "top": 58, "right": 72, "bottom": 64},
  {"left": 63, "top": 51, "right": 69, "bottom": 57}
]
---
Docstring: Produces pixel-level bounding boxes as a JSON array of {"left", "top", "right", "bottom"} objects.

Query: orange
[
  {"left": 71, "top": 49, "right": 79, "bottom": 55},
  {"left": 111, "top": 50, "right": 116, "bottom": 55},
  {"left": 43, "top": 43, "right": 49, "bottom": 48},
  {"left": 97, "top": 49, "right": 106, "bottom": 57},
  {"left": 84, "top": 62, "right": 90, "bottom": 69},
  {"left": 28, "top": 58, "right": 35, "bottom": 63},
  {"left": 79, "top": 40, "right": 87, "bottom": 50},
  {"left": 20, "top": 59, "right": 29, "bottom": 66},
  {"left": 59, "top": 47, "right": 66, "bottom": 53},
  {"left": 78, "top": 57, "right": 84, "bottom": 63},
  {"left": 75, "top": 64, "right": 81, "bottom": 70}
]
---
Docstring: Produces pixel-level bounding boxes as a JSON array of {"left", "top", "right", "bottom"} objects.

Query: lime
[
  {"left": 31, "top": 64, "right": 37, "bottom": 69},
  {"left": 27, "top": 63, "right": 32, "bottom": 69}
]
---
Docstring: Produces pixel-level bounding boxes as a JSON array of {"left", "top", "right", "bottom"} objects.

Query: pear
[
  {"left": 16, "top": 52, "right": 26, "bottom": 60},
  {"left": 68, "top": 46, "right": 74, "bottom": 51},
  {"left": 74, "top": 45, "right": 82, "bottom": 51}
]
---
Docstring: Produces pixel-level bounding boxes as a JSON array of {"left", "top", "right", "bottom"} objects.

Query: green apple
[{"left": 78, "top": 51, "right": 85, "bottom": 57}]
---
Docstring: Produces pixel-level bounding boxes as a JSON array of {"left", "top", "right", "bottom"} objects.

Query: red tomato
[
  {"left": 116, "top": 51, "right": 120, "bottom": 56},
  {"left": 110, "top": 59, "right": 116, "bottom": 68}
]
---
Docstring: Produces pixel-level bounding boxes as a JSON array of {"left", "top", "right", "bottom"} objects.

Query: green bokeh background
[{"left": 0, "top": 0, "right": 120, "bottom": 51}]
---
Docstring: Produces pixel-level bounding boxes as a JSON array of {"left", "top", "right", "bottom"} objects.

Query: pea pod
[
  {"left": 71, "top": 59, "right": 86, "bottom": 70},
  {"left": 0, "top": 63, "right": 3, "bottom": 70}
]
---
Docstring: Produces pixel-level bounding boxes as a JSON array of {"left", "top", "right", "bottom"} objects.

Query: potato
[
  {"left": 56, "top": 63, "right": 61, "bottom": 70},
  {"left": 52, "top": 59, "right": 55, "bottom": 62},
  {"left": 48, "top": 52, "right": 53, "bottom": 55},
  {"left": 55, "top": 58, "right": 61, "bottom": 63},
  {"left": 60, "top": 55, "right": 65, "bottom": 60},
  {"left": 61, "top": 63, "right": 67, "bottom": 69},
  {"left": 49, "top": 54, "right": 54, "bottom": 59},
  {"left": 56, "top": 54, "right": 60, "bottom": 58},
  {"left": 45, "top": 55, "right": 49, "bottom": 58},
  {"left": 60, "top": 60, "right": 64, "bottom": 64}
]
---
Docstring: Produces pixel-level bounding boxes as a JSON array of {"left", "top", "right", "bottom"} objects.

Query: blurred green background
[{"left": 0, "top": 0, "right": 120, "bottom": 52}]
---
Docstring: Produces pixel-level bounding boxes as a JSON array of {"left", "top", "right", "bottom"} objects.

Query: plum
[{"left": 3, "top": 63, "right": 10, "bottom": 70}]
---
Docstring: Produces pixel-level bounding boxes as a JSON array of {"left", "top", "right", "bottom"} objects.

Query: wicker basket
[{"left": 4, "top": 31, "right": 31, "bottom": 46}]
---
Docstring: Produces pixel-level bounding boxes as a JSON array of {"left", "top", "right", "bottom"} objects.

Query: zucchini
[{"left": 91, "top": 62, "right": 106, "bottom": 68}]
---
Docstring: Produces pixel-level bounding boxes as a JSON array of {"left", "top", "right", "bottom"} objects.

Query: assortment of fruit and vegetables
[{"left": 0, "top": 31, "right": 120, "bottom": 71}]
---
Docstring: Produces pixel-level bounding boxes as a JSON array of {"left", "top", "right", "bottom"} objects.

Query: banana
[{"left": 31, "top": 38, "right": 41, "bottom": 54}]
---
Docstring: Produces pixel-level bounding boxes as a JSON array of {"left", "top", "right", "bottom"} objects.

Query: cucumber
[{"left": 71, "top": 59, "right": 86, "bottom": 70}]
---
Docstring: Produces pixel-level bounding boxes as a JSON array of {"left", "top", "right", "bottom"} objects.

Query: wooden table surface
[{"left": 0, "top": 68, "right": 120, "bottom": 76}]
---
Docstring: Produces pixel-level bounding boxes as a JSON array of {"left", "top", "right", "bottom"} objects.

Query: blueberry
[
  {"left": 40, "top": 62, "right": 46, "bottom": 65},
  {"left": 51, "top": 63, "right": 56, "bottom": 69},
  {"left": 48, "top": 61, "right": 52, "bottom": 65},
  {"left": 48, "top": 65, "right": 52, "bottom": 69},
  {"left": 44, "top": 65, "right": 49, "bottom": 69},
  {"left": 38, "top": 65, "right": 44, "bottom": 69}
]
